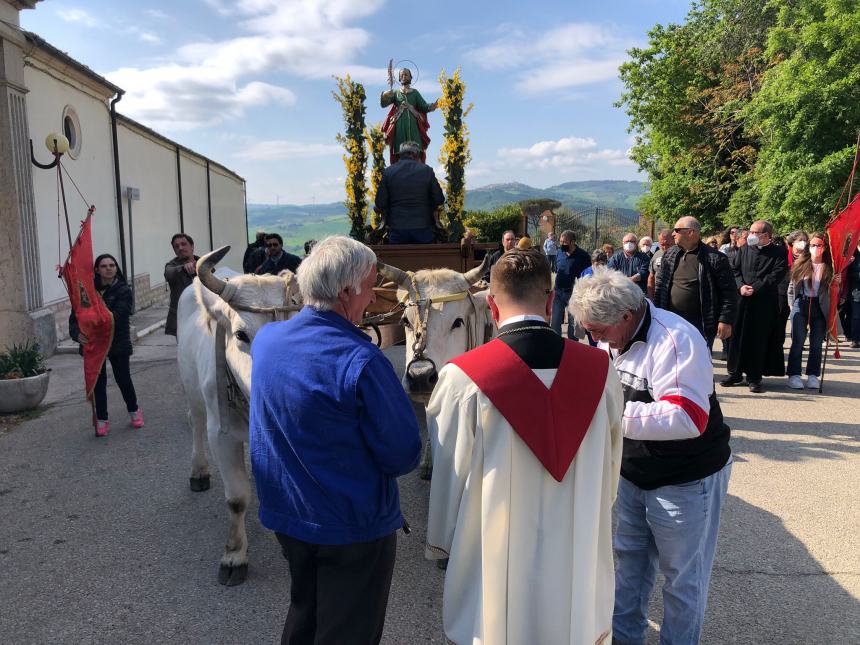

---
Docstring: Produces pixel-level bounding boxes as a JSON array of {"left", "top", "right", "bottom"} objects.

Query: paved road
[{"left": 1, "top": 331, "right": 857, "bottom": 644}]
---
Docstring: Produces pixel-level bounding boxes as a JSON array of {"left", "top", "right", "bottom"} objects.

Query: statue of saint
[{"left": 380, "top": 67, "right": 438, "bottom": 164}]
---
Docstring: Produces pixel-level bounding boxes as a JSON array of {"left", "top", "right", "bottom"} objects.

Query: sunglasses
[{"left": 673, "top": 228, "right": 689, "bottom": 233}]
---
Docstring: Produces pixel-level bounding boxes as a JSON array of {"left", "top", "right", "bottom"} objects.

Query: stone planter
[{"left": 0, "top": 371, "right": 50, "bottom": 414}]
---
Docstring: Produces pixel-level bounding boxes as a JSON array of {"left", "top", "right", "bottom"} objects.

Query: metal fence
[{"left": 526, "top": 206, "right": 642, "bottom": 253}]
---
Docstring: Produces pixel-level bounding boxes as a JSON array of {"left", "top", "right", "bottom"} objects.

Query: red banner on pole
[
  {"left": 826, "top": 194, "right": 860, "bottom": 339},
  {"left": 60, "top": 208, "right": 113, "bottom": 401}
]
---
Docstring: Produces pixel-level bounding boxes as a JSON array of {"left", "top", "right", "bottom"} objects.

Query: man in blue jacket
[
  {"left": 250, "top": 235, "right": 422, "bottom": 645},
  {"left": 551, "top": 229, "right": 591, "bottom": 339},
  {"left": 608, "top": 232, "right": 650, "bottom": 294}
]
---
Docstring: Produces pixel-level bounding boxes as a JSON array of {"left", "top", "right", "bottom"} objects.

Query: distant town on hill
[{"left": 247, "top": 179, "right": 647, "bottom": 255}]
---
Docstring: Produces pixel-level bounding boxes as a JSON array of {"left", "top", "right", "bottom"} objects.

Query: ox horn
[
  {"left": 196, "top": 245, "right": 232, "bottom": 295},
  {"left": 462, "top": 253, "right": 492, "bottom": 285},
  {"left": 376, "top": 261, "right": 411, "bottom": 288}
]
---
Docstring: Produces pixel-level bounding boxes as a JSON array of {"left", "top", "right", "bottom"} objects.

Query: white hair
[
  {"left": 297, "top": 236, "right": 376, "bottom": 310},
  {"left": 569, "top": 267, "right": 645, "bottom": 326}
]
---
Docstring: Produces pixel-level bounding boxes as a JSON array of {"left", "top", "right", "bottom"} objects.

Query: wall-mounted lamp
[{"left": 30, "top": 132, "right": 70, "bottom": 169}]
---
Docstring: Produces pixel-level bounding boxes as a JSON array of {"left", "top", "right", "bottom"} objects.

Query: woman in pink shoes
[
  {"left": 786, "top": 233, "right": 837, "bottom": 390},
  {"left": 70, "top": 253, "right": 143, "bottom": 436}
]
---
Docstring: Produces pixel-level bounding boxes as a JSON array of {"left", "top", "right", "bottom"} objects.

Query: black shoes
[
  {"left": 852, "top": 341, "right": 860, "bottom": 349},
  {"left": 748, "top": 381, "right": 763, "bottom": 393},
  {"left": 720, "top": 375, "right": 744, "bottom": 387}
]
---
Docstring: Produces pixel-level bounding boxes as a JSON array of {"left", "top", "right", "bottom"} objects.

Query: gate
[{"left": 526, "top": 206, "right": 634, "bottom": 252}]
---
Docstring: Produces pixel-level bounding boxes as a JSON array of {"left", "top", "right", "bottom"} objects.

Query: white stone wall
[
  {"left": 178, "top": 154, "right": 211, "bottom": 254},
  {"left": 116, "top": 121, "right": 182, "bottom": 289},
  {"left": 25, "top": 62, "right": 119, "bottom": 306}
]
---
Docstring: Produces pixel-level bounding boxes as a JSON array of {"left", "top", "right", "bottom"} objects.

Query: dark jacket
[
  {"left": 164, "top": 255, "right": 199, "bottom": 336},
  {"left": 608, "top": 250, "right": 650, "bottom": 293},
  {"left": 69, "top": 276, "right": 134, "bottom": 357},
  {"left": 257, "top": 251, "right": 301, "bottom": 275},
  {"left": 243, "top": 240, "right": 267, "bottom": 273},
  {"left": 374, "top": 157, "right": 444, "bottom": 231},
  {"left": 654, "top": 242, "right": 738, "bottom": 339}
]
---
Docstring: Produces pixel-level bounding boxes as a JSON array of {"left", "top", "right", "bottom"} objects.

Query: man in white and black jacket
[{"left": 570, "top": 267, "right": 732, "bottom": 645}]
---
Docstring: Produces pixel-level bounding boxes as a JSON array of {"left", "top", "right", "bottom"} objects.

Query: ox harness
[
  {"left": 214, "top": 275, "right": 303, "bottom": 420},
  {"left": 394, "top": 272, "right": 493, "bottom": 379}
]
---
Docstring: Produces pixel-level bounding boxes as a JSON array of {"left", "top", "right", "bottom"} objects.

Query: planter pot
[{"left": 0, "top": 371, "right": 50, "bottom": 414}]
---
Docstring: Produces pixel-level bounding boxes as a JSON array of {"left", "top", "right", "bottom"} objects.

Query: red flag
[
  {"left": 826, "top": 193, "right": 860, "bottom": 340},
  {"left": 60, "top": 208, "right": 113, "bottom": 401}
]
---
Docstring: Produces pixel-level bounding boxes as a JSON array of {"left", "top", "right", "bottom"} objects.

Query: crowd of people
[{"left": 72, "top": 184, "right": 858, "bottom": 642}]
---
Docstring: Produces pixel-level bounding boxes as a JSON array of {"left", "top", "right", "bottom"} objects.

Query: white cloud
[
  {"left": 498, "top": 135, "right": 632, "bottom": 170},
  {"left": 144, "top": 9, "right": 169, "bottom": 20},
  {"left": 235, "top": 140, "right": 341, "bottom": 161},
  {"left": 105, "top": 0, "right": 387, "bottom": 131},
  {"left": 57, "top": 8, "right": 101, "bottom": 27},
  {"left": 466, "top": 22, "right": 631, "bottom": 95}
]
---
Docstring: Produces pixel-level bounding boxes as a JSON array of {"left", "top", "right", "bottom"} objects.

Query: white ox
[
  {"left": 377, "top": 256, "right": 493, "bottom": 479},
  {"left": 177, "top": 245, "right": 301, "bottom": 586}
]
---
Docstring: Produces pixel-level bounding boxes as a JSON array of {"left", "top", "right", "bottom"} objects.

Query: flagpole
[{"left": 819, "top": 334, "right": 830, "bottom": 394}]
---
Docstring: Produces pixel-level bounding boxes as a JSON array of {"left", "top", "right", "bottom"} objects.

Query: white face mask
[
  {"left": 793, "top": 240, "right": 807, "bottom": 253},
  {"left": 624, "top": 242, "right": 636, "bottom": 252},
  {"left": 810, "top": 245, "right": 824, "bottom": 258},
  {"left": 747, "top": 234, "right": 760, "bottom": 247}
]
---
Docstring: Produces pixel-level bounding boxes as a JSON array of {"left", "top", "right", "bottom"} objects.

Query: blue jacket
[
  {"left": 554, "top": 246, "right": 591, "bottom": 292},
  {"left": 608, "top": 250, "right": 650, "bottom": 293},
  {"left": 250, "top": 307, "right": 422, "bottom": 545}
]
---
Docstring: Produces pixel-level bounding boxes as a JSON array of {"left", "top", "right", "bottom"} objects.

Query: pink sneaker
[
  {"left": 95, "top": 420, "right": 110, "bottom": 437},
  {"left": 130, "top": 408, "right": 144, "bottom": 429}
]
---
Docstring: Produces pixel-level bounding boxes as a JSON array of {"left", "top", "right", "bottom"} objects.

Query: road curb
[{"left": 136, "top": 319, "right": 166, "bottom": 340}]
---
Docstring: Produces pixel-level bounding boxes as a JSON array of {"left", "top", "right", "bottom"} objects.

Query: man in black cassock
[{"left": 721, "top": 220, "right": 788, "bottom": 393}]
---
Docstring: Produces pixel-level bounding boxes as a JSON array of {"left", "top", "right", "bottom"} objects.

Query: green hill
[{"left": 247, "top": 180, "right": 648, "bottom": 251}]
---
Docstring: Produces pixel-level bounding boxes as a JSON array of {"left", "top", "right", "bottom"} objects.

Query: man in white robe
[{"left": 426, "top": 248, "right": 624, "bottom": 645}]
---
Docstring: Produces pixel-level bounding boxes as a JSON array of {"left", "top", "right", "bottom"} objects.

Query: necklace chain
[{"left": 496, "top": 325, "right": 557, "bottom": 338}]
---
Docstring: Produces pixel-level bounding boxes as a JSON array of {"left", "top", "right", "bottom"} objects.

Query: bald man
[{"left": 653, "top": 217, "right": 737, "bottom": 350}]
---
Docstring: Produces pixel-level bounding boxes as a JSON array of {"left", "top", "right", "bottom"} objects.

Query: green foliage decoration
[
  {"left": 365, "top": 125, "right": 387, "bottom": 229},
  {"left": 332, "top": 75, "right": 369, "bottom": 241},
  {"left": 438, "top": 68, "right": 473, "bottom": 241}
]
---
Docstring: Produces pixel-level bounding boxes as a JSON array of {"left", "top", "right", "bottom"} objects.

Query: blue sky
[{"left": 21, "top": 0, "right": 691, "bottom": 205}]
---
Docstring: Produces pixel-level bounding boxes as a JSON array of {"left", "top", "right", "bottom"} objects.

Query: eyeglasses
[{"left": 809, "top": 243, "right": 825, "bottom": 248}]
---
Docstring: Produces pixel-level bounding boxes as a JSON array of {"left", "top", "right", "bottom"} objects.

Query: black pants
[
  {"left": 94, "top": 353, "right": 138, "bottom": 421},
  {"left": 275, "top": 532, "right": 397, "bottom": 645}
]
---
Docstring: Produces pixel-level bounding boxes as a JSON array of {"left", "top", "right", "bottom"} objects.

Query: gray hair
[
  {"left": 569, "top": 267, "right": 645, "bottom": 326},
  {"left": 297, "top": 235, "right": 377, "bottom": 310},
  {"left": 560, "top": 229, "right": 577, "bottom": 242},
  {"left": 399, "top": 141, "right": 421, "bottom": 156}
]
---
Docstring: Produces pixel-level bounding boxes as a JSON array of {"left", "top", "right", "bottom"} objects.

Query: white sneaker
[
  {"left": 806, "top": 375, "right": 820, "bottom": 389},
  {"left": 787, "top": 375, "right": 804, "bottom": 389}
]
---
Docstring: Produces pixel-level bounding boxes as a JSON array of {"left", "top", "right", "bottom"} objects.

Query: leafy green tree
[
  {"left": 464, "top": 204, "right": 521, "bottom": 243},
  {"left": 618, "top": 0, "right": 776, "bottom": 230},
  {"left": 745, "top": 0, "right": 860, "bottom": 231}
]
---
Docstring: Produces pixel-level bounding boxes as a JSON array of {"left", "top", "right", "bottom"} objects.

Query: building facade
[{"left": 0, "top": 0, "right": 248, "bottom": 354}]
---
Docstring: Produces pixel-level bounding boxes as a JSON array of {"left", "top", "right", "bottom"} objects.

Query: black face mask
[{"left": 560, "top": 244, "right": 570, "bottom": 253}]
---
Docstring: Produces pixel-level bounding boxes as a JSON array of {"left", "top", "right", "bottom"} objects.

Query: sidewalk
[{"left": 55, "top": 301, "right": 169, "bottom": 355}]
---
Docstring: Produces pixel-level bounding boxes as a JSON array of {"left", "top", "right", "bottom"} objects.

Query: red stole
[{"left": 449, "top": 338, "right": 609, "bottom": 482}]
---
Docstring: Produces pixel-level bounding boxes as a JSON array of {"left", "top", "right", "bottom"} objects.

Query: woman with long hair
[
  {"left": 786, "top": 232, "right": 833, "bottom": 389},
  {"left": 70, "top": 253, "right": 143, "bottom": 436}
]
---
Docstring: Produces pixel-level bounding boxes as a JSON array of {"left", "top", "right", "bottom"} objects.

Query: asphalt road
[{"left": 1, "top": 331, "right": 857, "bottom": 644}]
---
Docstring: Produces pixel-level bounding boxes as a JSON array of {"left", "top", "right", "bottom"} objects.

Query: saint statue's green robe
[{"left": 381, "top": 87, "right": 432, "bottom": 163}]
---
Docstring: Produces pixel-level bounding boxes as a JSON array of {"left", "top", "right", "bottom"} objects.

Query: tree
[
  {"left": 333, "top": 75, "right": 368, "bottom": 241},
  {"left": 464, "top": 204, "right": 521, "bottom": 243},
  {"left": 745, "top": 0, "right": 860, "bottom": 231},
  {"left": 438, "top": 68, "right": 473, "bottom": 241},
  {"left": 618, "top": 0, "right": 777, "bottom": 230}
]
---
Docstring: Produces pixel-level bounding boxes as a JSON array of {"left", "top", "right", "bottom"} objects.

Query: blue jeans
[
  {"left": 613, "top": 460, "right": 732, "bottom": 645},
  {"left": 787, "top": 297, "right": 826, "bottom": 376},
  {"left": 388, "top": 228, "right": 433, "bottom": 244},
  {"left": 550, "top": 289, "right": 577, "bottom": 340}
]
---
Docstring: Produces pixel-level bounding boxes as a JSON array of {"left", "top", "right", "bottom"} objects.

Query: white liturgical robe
[{"left": 425, "top": 342, "right": 623, "bottom": 645}]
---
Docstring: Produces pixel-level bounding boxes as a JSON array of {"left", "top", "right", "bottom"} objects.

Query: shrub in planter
[
  {"left": 0, "top": 340, "right": 50, "bottom": 414},
  {"left": 0, "top": 340, "right": 47, "bottom": 379}
]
